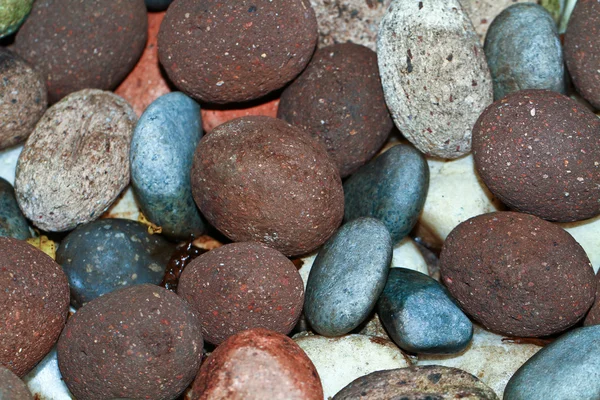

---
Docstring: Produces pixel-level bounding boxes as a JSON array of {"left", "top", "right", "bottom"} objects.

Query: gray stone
[
  {"left": 305, "top": 218, "right": 392, "bottom": 336},
  {"left": 130, "top": 92, "right": 205, "bottom": 240},
  {"left": 0, "top": 177, "right": 29, "bottom": 240},
  {"left": 377, "top": 268, "right": 473, "bottom": 354}
]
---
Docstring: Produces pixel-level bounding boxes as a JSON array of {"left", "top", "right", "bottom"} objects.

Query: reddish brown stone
[
  {"left": 201, "top": 98, "right": 279, "bottom": 133},
  {"left": 0, "top": 238, "right": 70, "bottom": 377},
  {"left": 440, "top": 211, "right": 595, "bottom": 337},
  {"left": 178, "top": 242, "right": 304, "bottom": 345},
  {"left": 0, "top": 366, "right": 32, "bottom": 399},
  {"left": 190, "top": 328, "right": 323, "bottom": 400}
]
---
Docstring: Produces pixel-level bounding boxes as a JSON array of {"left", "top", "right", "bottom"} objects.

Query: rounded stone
[
  {"left": 0, "top": 177, "right": 30, "bottom": 240},
  {"left": 278, "top": 43, "right": 392, "bottom": 177},
  {"left": 56, "top": 219, "right": 175, "bottom": 309},
  {"left": 57, "top": 284, "right": 203, "bottom": 400},
  {"left": 343, "top": 144, "right": 429, "bottom": 244},
  {"left": 0, "top": 237, "right": 70, "bottom": 377},
  {"left": 191, "top": 116, "right": 344, "bottom": 257},
  {"left": 15, "top": 89, "right": 137, "bottom": 232},
  {"left": 504, "top": 326, "right": 600, "bottom": 400},
  {"left": 565, "top": 0, "right": 600, "bottom": 109},
  {"left": 145, "top": 0, "right": 173, "bottom": 11},
  {"left": 484, "top": 3, "right": 565, "bottom": 101},
  {"left": 472, "top": 89, "right": 600, "bottom": 222},
  {"left": 190, "top": 328, "right": 323, "bottom": 400},
  {"left": 130, "top": 92, "right": 205, "bottom": 240},
  {"left": 0, "top": 0, "right": 33, "bottom": 38},
  {"left": 377, "top": 0, "right": 493, "bottom": 159},
  {"left": 332, "top": 366, "right": 499, "bottom": 400},
  {"left": 440, "top": 211, "right": 596, "bottom": 337},
  {"left": 178, "top": 242, "right": 304, "bottom": 345},
  {"left": 0, "top": 49, "right": 47, "bottom": 151},
  {"left": 158, "top": 0, "right": 318, "bottom": 104},
  {"left": 305, "top": 218, "right": 392, "bottom": 336},
  {"left": 0, "top": 366, "right": 33, "bottom": 399},
  {"left": 13, "top": 0, "right": 147, "bottom": 104}
]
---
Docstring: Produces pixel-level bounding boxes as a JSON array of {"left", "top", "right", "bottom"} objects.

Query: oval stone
[
  {"left": 305, "top": 218, "right": 392, "bottom": 336},
  {"left": 130, "top": 92, "right": 205, "bottom": 240},
  {"left": 378, "top": 268, "right": 473, "bottom": 354},
  {"left": 344, "top": 144, "right": 429, "bottom": 244},
  {"left": 0, "top": 177, "right": 30, "bottom": 240},
  {"left": 504, "top": 326, "right": 600, "bottom": 400},
  {"left": 485, "top": 3, "right": 565, "bottom": 100},
  {"left": 56, "top": 218, "right": 174, "bottom": 308}
]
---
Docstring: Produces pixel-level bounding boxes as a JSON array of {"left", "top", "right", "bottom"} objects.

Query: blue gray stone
[
  {"left": 305, "top": 217, "right": 392, "bottom": 336},
  {"left": 145, "top": 0, "right": 173, "bottom": 11},
  {"left": 504, "top": 325, "right": 600, "bottom": 400},
  {"left": 131, "top": 92, "right": 205, "bottom": 240},
  {"left": 56, "top": 218, "right": 175, "bottom": 308},
  {"left": 0, "top": 177, "right": 30, "bottom": 240},
  {"left": 485, "top": 3, "right": 565, "bottom": 101},
  {"left": 343, "top": 144, "right": 428, "bottom": 244},
  {"left": 377, "top": 268, "right": 473, "bottom": 354}
]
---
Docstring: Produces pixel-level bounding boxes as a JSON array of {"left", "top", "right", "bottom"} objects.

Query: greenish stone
[{"left": 0, "top": 0, "right": 33, "bottom": 38}]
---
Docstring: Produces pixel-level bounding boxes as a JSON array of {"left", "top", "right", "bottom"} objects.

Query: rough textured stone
[
  {"left": 305, "top": 218, "right": 392, "bottom": 336},
  {"left": 0, "top": 177, "right": 30, "bottom": 240},
  {"left": 0, "top": 366, "right": 33, "bottom": 399},
  {"left": 0, "top": 0, "right": 33, "bottom": 38},
  {"left": 377, "top": 0, "right": 493, "bottom": 159},
  {"left": 131, "top": 92, "right": 205, "bottom": 240}
]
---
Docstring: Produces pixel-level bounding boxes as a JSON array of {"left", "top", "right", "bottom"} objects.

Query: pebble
[
  {"left": 440, "top": 211, "right": 596, "bottom": 337},
  {"left": 0, "top": 177, "right": 29, "bottom": 240},
  {"left": 377, "top": 0, "right": 493, "bottom": 159},
  {"left": 57, "top": 284, "right": 203, "bottom": 400},
  {"left": 0, "top": 237, "right": 69, "bottom": 377},
  {"left": 190, "top": 329, "right": 323, "bottom": 400},
  {"left": 0, "top": 49, "right": 47, "bottom": 150},
  {"left": 0, "top": 366, "right": 33, "bottom": 400},
  {"left": 55, "top": 218, "right": 174, "bottom": 308},
  {"left": 484, "top": 3, "right": 565, "bottom": 100},
  {"left": 378, "top": 268, "right": 473, "bottom": 354},
  {"left": 0, "top": 0, "right": 32, "bottom": 38},
  {"left": 15, "top": 89, "right": 137, "bottom": 232},
  {"left": 130, "top": 92, "right": 205, "bottom": 240},
  {"left": 14, "top": 0, "right": 147, "bottom": 103},
  {"left": 504, "top": 326, "right": 600, "bottom": 400},
  {"left": 343, "top": 144, "right": 429, "bottom": 244},
  {"left": 391, "top": 236, "right": 429, "bottom": 275},
  {"left": 305, "top": 218, "right": 392, "bottom": 337}
]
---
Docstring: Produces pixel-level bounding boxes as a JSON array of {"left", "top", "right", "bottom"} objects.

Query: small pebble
[
  {"left": 0, "top": 366, "right": 33, "bottom": 400},
  {"left": 0, "top": 0, "right": 33, "bottom": 38},
  {"left": 0, "top": 177, "right": 30, "bottom": 240}
]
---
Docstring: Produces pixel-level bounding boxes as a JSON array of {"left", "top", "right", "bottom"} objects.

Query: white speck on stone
[
  {"left": 530, "top": 108, "right": 536, "bottom": 116},
  {"left": 216, "top": 81, "right": 224, "bottom": 86}
]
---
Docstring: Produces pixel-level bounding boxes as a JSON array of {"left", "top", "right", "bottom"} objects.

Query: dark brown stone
[
  {"left": 472, "top": 89, "right": 600, "bottom": 222},
  {"left": 0, "top": 238, "right": 70, "bottom": 377},
  {"left": 584, "top": 273, "right": 600, "bottom": 327},
  {"left": 190, "top": 328, "right": 323, "bottom": 400},
  {"left": 440, "top": 211, "right": 596, "bottom": 337},
  {"left": 178, "top": 242, "right": 304, "bottom": 345},
  {"left": 158, "top": 0, "right": 318, "bottom": 104},
  {"left": 278, "top": 43, "right": 392, "bottom": 177},
  {"left": 0, "top": 366, "right": 33, "bottom": 399},
  {"left": 13, "top": 0, "right": 147, "bottom": 104},
  {"left": 57, "top": 284, "right": 203, "bottom": 400},
  {"left": 191, "top": 116, "right": 344, "bottom": 257}
]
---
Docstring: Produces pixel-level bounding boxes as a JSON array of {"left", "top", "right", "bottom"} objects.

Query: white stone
[
  {"left": 0, "top": 144, "right": 23, "bottom": 185},
  {"left": 23, "top": 347, "right": 75, "bottom": 400},
  {"left": 391, "top": 236, "right": 428, "bottom": 275}
]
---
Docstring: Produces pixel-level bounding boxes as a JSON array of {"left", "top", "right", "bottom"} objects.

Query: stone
[
  {"left": 343, "top": 144, "right": 428, "bottom": 244},
  {"left": 0, "top": 366, "right": 33, "bottom": 400},
  {"left": 0, "top": 0, "right": 33, "bottom": 38},
  {"left": 55, "top": 218, "right": 175, "bottom": 308},
  {"left": 0, "top": 177, "right": 29, "bottom": 240},
  {"left": 584, "top": 273, "right": 600, "bottom": 326},
  {"left": 22, "top": 348, "right": 74, "bottom": 400},
  {"left": 377, "top": 0, "right": 493, "bottom": 159},
  {"left": 378, "top": 268, "right": 473, "bottom": 354},
  {"left": 504, "top": 326, "right": 600, "bottom": 400},
  {"left": 484, "top": 4, "right": 565, "bottom": 100},
  {"left": 130, "top": 92, "right": 205, "bottom": 240},
  {"left": 305, "top": 218, "right": 392, "bottom": 336},
  {"left": 391, "top": 237, "right": 429, "bottom": 275}
]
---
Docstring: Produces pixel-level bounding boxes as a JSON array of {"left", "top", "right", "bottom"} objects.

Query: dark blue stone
[
  {"left": 131, "top": 92, "right": 205, "bottom": 240},
  {"left": 485, "top": 3, "right": 565, "bottom": 101},
  {"left": 377, "top": 268, "right": 472, "bottom": 354},
  {"left": 305, "top": 217, "right": 392, "bottom": 336},
  {"left": 56, "top": 218, "right": 175, "bottom": 308},
  {"left": 145, "top": 0, "right": 173, "bottom": 11},
  {"left": 504, "top": 326, "right": 600, "bottom": 400},
  {"left": 0, "top": 177, "right": 30, "bottom": 240},
  {"left": 343, "top": 144, "right": 428, "bottom": 244}
]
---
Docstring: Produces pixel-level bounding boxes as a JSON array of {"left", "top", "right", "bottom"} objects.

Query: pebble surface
[{"left": 0, "top": 177, "right": 30, "bottom": 240}]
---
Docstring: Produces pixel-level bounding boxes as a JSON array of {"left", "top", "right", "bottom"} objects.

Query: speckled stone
[
  {"left": 343, "top": 144, "right": 429, "bottom": 244},
  {"left": 472, "top": 90, "right": 600, "bottom": 222},
  {"left": 0, "top": 366, "right": 33, "bottom": 399},
  {"left": 0, "top": 0, "right": 33, "bottom": 38},
  {"left": 485, "top": 4, "right": 564, "bottom": 100},
  {"left": 377, "top": 268, "right": 473, "bottom": 354},
  {"left": 504, "top": 326, "right": 600, "bottom": 400},
  {"left": 178, "top": 242, "right": 304, "bottom": 345},
  {"left": 145, "top": 0, "right": 173, "bottom": 11},
  {"left": 0, "top": 177, "right": 30, "bottom": 240},
  {"left": 305, "top": 218, "right": 392, "bottom": 336},
  {"left": 57, "top": 284, "right": 203, "bottom": 400},
  {"left": 131, "top": 92, "right": 205, "bottom": 240},
  {"left": 56, "top": 218, "right": 175, "bottom": 309}
]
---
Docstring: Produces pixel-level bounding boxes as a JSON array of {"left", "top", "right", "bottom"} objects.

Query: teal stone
[
  {"left": 0, "top": 0, "right": 33, "bottom": 39},
  {"left": 0, "top": 177, "right": 30, "bottom": 240}
]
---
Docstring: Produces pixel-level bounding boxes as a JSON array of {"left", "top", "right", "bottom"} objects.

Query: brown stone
[{"left": 0, "top": 366, "right": 33, "bottom": 399}]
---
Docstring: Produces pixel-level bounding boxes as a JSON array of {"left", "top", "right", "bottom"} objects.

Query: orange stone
[{"left": 201, "top": 98, "right": 280, "bottom": 133}]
